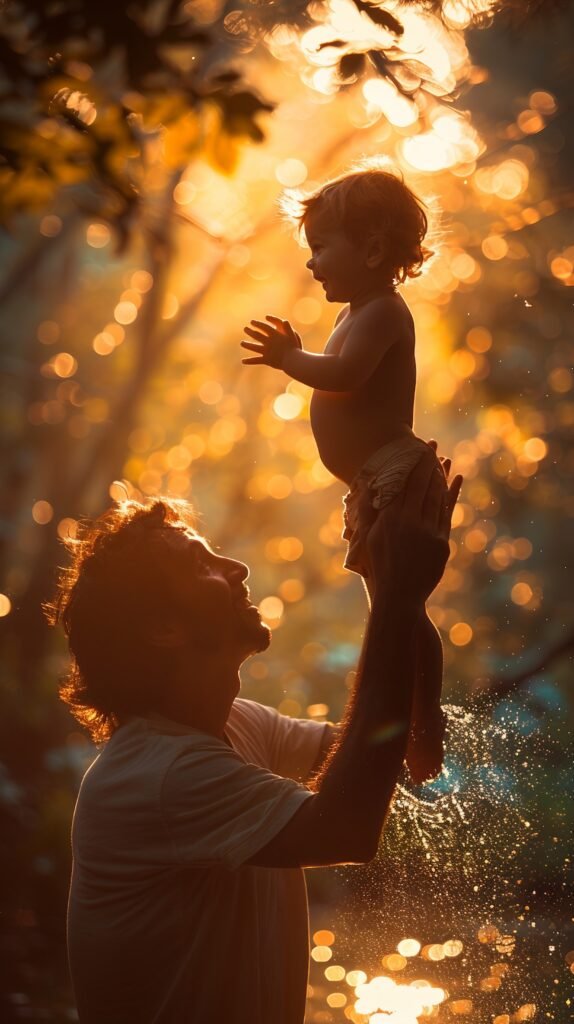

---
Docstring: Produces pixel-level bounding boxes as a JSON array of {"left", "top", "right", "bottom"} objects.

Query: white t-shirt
[{"left": 68, "top": 698, "right": 329, "bottom": 1024}]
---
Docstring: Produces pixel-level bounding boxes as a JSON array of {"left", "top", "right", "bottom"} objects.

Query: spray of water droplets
[{"left": 307, "top": 701, "right": 574, "bottom": 1023}]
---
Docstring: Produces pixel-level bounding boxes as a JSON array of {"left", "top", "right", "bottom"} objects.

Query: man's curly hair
[{"left": 45, "top": 498, "right": 198, "bottom": 744}]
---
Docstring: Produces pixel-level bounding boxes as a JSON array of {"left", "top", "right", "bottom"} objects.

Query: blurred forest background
[{"left": 0, "top": 1, "right": 573, "bottom": 1021}]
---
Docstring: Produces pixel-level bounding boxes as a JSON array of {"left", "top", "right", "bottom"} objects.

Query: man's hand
[
  {"left": 366, "top": 455, "right": 462, "bottom": 607},
  {"left": 241, "top": 315, "right": 302, "bottom": 369}
]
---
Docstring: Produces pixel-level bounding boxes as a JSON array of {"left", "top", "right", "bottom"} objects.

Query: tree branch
[{"left": 471, "top": 630, "right": 574, "bottom": 706}]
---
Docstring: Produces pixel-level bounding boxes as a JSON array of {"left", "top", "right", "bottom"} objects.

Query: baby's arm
[{"left": 241, "top": 299, "right": 403, "bottom": 392}]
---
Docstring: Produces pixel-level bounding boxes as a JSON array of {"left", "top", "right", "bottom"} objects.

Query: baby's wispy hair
[{"left": 280, "top": 157, "right": 437, "bottom": 285}]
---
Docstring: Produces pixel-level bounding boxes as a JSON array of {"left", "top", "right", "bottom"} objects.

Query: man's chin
[
  {"left": 249, "top": 621, "right": 272, "bottom": 654},
  {"left": 237, "top": 614, "right": 271, "bottom": 658}
]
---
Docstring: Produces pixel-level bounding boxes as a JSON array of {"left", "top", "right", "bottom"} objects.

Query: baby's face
[{"left": 304, "top": 207, "right": 374, "bottom": 304}]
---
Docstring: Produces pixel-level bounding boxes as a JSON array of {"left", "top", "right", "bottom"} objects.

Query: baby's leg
[
  {"left": 351, "top": 450, "right": 446, "bottom": 783},
  {"left": 406, "top": 612, "right": 446, "bottom": 784}
]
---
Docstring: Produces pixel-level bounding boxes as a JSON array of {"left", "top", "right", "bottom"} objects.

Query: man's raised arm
[{"left": 247, "top": 457, "right": 461, "bottom": 868}]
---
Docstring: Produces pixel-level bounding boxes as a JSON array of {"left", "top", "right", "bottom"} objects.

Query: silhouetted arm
[
  {"left": 247, "top": 459, "right": 461, "bottom": 868},
  {"left": 241, "top": 300, "right": 401, "bottom": 391}
]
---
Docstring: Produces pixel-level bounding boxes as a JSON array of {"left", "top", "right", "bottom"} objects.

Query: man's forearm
[
  {"left": 283, "top": 349, "right": 348, "bottom": 391},
  {"left": 311, "top": 595, "right": 420, "bottom": 861}
]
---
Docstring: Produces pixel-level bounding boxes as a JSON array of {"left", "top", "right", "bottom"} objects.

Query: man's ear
[
  {"left": 365, "top": 236, "right": 386, "bottom": 269},
  {"left": 150, "top": 619, "right": 186, "bottom": 649}
]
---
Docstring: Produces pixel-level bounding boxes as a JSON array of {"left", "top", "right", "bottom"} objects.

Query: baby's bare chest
[
  {"left": 310, "top": 325, "right": 416, "bottom": 423},
  {"left": 322, "top": 315, "right": 414, "bottom": 394},
  {"left": 323, "top": 318, "right": 351, "bottom": 355}
]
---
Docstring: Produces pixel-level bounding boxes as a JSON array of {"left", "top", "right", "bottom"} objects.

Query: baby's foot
[{"left": 406, "top": 707, "right": 446, "bottom": 785}]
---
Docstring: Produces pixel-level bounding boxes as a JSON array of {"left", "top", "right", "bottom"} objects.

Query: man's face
[{"left": 157, "top": 529, "right": 271, "bottom": 660}]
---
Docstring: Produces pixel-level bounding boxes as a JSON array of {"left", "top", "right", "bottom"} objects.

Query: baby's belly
[{"left": 310, "top": 392, "right": 413, "bottom": 485}]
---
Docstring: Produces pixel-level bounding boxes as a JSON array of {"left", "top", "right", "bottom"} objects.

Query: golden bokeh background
[{"left": 1, "top": 1, "right": 573, "bottom": 1020}]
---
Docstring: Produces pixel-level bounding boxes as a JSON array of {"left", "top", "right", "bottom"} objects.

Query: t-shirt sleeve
[
  {"left": 258, "top": 704, "right": 333, "bottom": 782},
  {"left": 161, "top": 741, "right": 313, "bottom": 870}
]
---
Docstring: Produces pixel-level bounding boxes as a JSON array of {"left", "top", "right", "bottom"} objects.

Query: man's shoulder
[
  {"left": 75, "top": 720, "right": 174, "bottom": 816},
  {"left": 85, "top": 717, "right": 223, "bottom": 785},
  {"left": 230, "top": 698, "right": 278, "bottom": 731},
  {"left": 228, "top": 699, "right": 293, "bottom": 759}
]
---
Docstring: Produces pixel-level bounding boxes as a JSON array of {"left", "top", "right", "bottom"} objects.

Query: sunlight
[
  {"left": 354, "top": 972, "right": 446, "bottom": 1019},
  {"left": 5, "top": 1, "right": 572, "bottom": 1020},
  {"left": 402, "top": 115, "right": 481, "bottom": 172},
  {"left": 442, "top": 0, "right": 497, "bottom": 29},
  {"left": 362, "top": 78, "right": 418, "bottom": 127}
]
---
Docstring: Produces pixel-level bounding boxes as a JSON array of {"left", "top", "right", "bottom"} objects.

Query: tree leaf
[
  {"left": 352, "top": 0, "right": 404, "bottom": 35},
  {"left": 208, "top": 69, "right": 242, "bottom": 85},
  {"left": 338, "top": 52, "right": 366, "bottom": 80},
  {"left": 162, "top": 112, "right": 201, "bottom": 169},
  {"left": 204, "top": 125, "right": 240, "bottom": 175},
  {"left": 367, "top": 49, "right": 426, "bottom": 97},
  {"left": 213, "top": 89, "right": 274, "bottom": 140},
  {"left": 317, "top": 39, "right": 347, "bottom": 51}
]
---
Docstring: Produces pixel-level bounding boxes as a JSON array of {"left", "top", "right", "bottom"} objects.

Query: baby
[{"left": 241, "top": 165, "right": 447, "bottom": 783}]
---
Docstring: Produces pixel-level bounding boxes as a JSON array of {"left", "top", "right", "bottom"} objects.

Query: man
[{"left": 49, "top": 455, "right": 460, "bottom": 1023}]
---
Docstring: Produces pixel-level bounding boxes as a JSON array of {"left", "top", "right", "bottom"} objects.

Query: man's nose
[{"left": 306, "top": 257, "right": 314, "bottom": 270}]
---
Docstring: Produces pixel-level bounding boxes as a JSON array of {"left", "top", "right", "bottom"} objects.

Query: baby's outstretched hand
[{"left": 241, "top": 316, "right": 302, "bottom": 370}]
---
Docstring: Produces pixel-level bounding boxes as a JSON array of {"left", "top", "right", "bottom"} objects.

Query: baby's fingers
[
  {"left": 244, "top": 326, "right": 269, "bottom": 342},
  {"left": 266, "top": 315, "right": 296, "bottom": 336},
  {"left": 241, "top": 341, "right": 265, "bottom": 353},
  {"left": 266, "top": 313, "right": 296, "bottom": 337},
  {"left": 242, "top": 357, "right": 266, "bottom": 365},
  {"left": 249, "top": 319, "right": 275, "bottom": 334}
]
